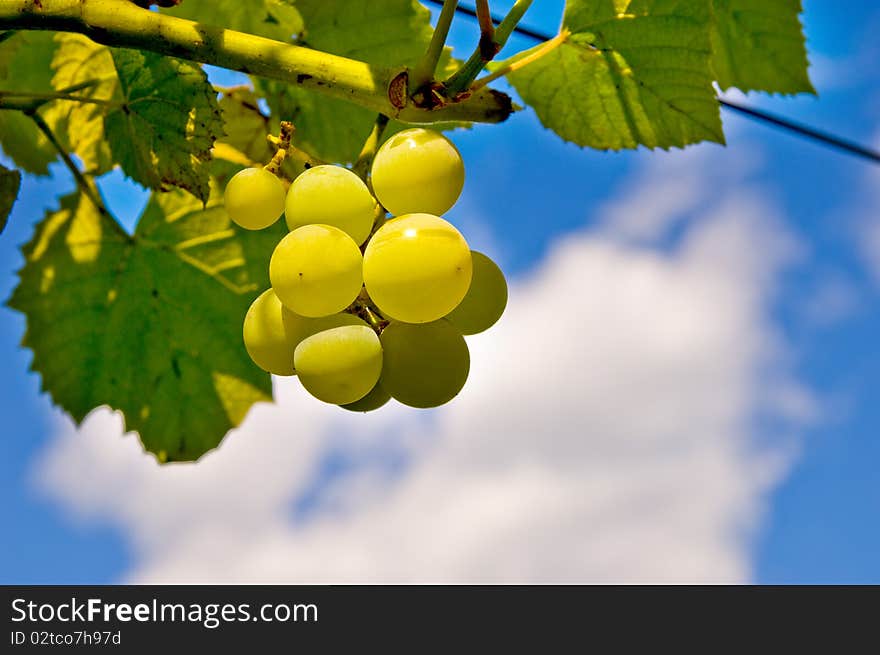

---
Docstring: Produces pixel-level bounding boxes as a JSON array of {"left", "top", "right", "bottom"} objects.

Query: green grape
[
  {"left": 269, "top": 224, "right": 364, "bottom": 318},
  {"left": 294, "top": 325, "right": 383, "bottom": 405},
  {"left": 285, "top": 165, "right": 378, "bottom": 245},
  {"left": 379, "top": 320, "right": 469, "bottom": 408},
  {"left": 282, "top": 311, "right": 368, "bottom": 359},
  {"left": 370, "top": 128, "right": 465, "bottom": 216},
  {"left": 340, "top": 382, "right": 391, "bottom": 413},
  {"left": 224, "top": 167, "right": 286, "bottom": 230},
  {"left": 242, "top": 289, "right": 297, "bottom": 376},
  {"left": 363, "top": 213, "right": 473, "bottom": 323},
  {"left": 446, "top": 251, "right": 508, "bottom": 335}
]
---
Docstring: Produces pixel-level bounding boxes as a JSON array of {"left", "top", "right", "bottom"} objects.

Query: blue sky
[{"left": 1, "top": 0, "right": 879, "bottom": 583}]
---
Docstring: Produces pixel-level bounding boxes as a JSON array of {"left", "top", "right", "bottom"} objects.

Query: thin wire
[
  {"left": 426, "top": 0, "right": 880, "bottom": 165},
  {"left": 718, "top": 98, "right": 880, "bottom": 163}
]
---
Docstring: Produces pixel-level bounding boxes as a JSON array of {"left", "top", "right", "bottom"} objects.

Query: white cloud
[
  {"left": 34, "top": 145, "right": 809, "bottom": 583},
  {"left": 598, "top": 138, "right": 760, "bottom": 245}
]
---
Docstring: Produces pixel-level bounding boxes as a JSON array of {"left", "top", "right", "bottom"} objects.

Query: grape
[
  {"left": 242, "top": 289, "right": 297, "bottom": 376},
  {"left": 446, "top": 251, "right": 508, "bottom": 335},
  {"left": 285, "top": 165, "right": 378, "bottom": 245},
  {"left": 224, "top": 167, "right": 286, "bottom": 230},
  {"left": 269, "top": 225, "right": 364, "bottom": 318},
  {"left": 283, "top": 311, "right": 368, "bottom": 358},
  {"left": 363, "top": 213, "right": 473, "bottom": 323},
  {"left": 340, "top": 382, "right": 391, "bottom": 413},
  {"left": 294, "top": 325, "right": 383, "bottom": 405},
  {"left": 370, "top": 128, "right": 465, "bottom": 216},
  {"left": 242, "top": 291, "right": 365, "bottom": 376},
  {"left": 379, "top": 320, "right": 469, "bottom": 408}
]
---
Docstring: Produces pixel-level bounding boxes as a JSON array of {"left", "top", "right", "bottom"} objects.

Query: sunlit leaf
[
  {"left": 105, "top": 49, "right": 224, "bottom": 202},
  {"left": 8, "top": 187, "right": 286, "bottom": 461},
  {"left": 508, "top": 0, "right": 724, "bottom": 150},
  {"left": 43, "top": 34, "right": 120, "bottom": 175},
  {"left": 0, "top": 161, "right": 20, "bottom": 234},
  {"left": 711, "top": 0, "right": 814, "bottom": 94}
]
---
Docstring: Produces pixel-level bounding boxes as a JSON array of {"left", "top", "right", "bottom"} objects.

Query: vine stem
[
  {"left": 27, "top": 109, "right": 129, "bottom": 239},
  {"left": 444, "top": 0, "right": 534, "bottom": 96},
  {"left": 471, "top": 29, "right": 570, "bottom": 91},
  {"left": 0, "top": 0, "right": 513, "bottom": 125},
  {"left": 410, "top": 0, "right": 458, "bottom": 92},
  {"left": 353, "top": 114, "right": 390, "bottom": 181},
  {"left": 493, "top": 0, "right": 536, "bottom": 46},
  {"left": 476, "top": 0, "right": 495, "bottom": 36}
]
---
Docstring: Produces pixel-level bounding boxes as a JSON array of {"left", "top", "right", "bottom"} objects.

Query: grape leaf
[
  {"left": 43, "top": 34, "right": 120, "bottom": 175},
  {"left": 255, "top": 0, "right": 444, "bottom": 163},
  {"left": 104, "top": 49, "right": 224, "bottom": 202},
  {"left": 0, "top": 31, "right": 23, "bottom": 79},
  {"left": 0, "top": 162, "right": 21, "bottom": 234},
  {"left": 507, "top": 0, "right": 724, "bottom": 150},
  {"left": 0, "top": 32, "right": 59, "bottom": 175},
  {"left": 711, "top": 0, "right": 814, "bottom": 95},
  {"left": 8, "top": 186, "right": 285, "bottom": 462},
  {"left": 162, "top": 0, "right": 303, "bottom": 42}
]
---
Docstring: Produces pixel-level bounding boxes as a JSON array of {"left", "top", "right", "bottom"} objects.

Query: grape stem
[
  {"left": 361, "top": 305, "right": 388, "bottom": 334},
  {"left": 263, "top": 121, "right": 295, "bottom": 175},
  {"left": 0, "top": 0, "right": 514, "bottom": 125},
  {"left": 471, "top": 29, "right": 570, "bottom": 91},
  {"left": 444, "top": 0, "right": 534, "bottom": 97},
  {"left": 352, "top": 114, "right": 390, "bottom": 181},
  {"left": 350, "top": 289, "right": 389, "bottom": 334},
  {"left": 367, "top": 209, "right": 389, "bottom": 242},
  {"left": 410, "top": 0, "right": 458, "bottom": 94}
]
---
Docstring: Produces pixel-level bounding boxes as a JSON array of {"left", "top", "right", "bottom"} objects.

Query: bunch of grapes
[{"left": 224, "top": 128, "right": 507, "bottom": 411}]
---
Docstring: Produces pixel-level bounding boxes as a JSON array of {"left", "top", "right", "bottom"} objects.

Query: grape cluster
[{"left": 225, "top": 128, "right": 507, "bottom": 411}]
